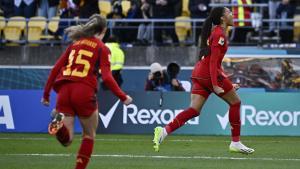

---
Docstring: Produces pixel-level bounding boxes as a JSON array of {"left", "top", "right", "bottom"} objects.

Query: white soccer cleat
[{"left": 229, "top": 141, "right": 255, "bottom": 154}]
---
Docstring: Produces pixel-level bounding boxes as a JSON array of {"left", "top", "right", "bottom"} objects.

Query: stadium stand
[
  {"left": 48, "top": 16, "right": 59, "bottom": 33},
  {"left": 99, "top": 0, "right": 112, "bottom": 17},
  {"left": 175, "top": 16, "right": 192, "bottom": 43},
  {"left": 294, "top": 14, "right": 300, "bottom": 42},
  {"left": 0, "top": 16, "right": 5, "bottom": 33},
  {"left": 121, "top": 0, "right": 131, "bottom": 16},
  {"left": 27, "top": 16, "right": 47, "bottom": 42},
  {"left": 182, "top": 0, "right": 191, "bottom": 16},
  {"left": 0, "top": 2, "right": 299, "bottom": 45},
  {"left": 3, "top": 16, "right": 25, "bottom": 41}
]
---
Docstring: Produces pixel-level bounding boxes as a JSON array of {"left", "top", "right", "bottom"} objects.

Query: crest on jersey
[{"left": 218, "top": 37, "right": 225, "bottom": 46}]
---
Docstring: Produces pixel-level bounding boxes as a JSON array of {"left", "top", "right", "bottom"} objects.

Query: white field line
[
  {"left": 0, "top": 137, "right": 226, "bottom": 142},
  {"left": 0, "top": 137, "right": 288, "bottom": 143},
  {"left": 3, "top": 153, "right": 300, "bottom": 162}
]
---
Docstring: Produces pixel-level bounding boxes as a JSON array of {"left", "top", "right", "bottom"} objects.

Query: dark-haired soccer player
[{"left": 153, "top": 7, "right": 254, "bottom": 154}]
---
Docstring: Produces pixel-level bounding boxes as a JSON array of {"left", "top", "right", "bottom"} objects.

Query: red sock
[
  {"left": 75, "top": 138, "right": 94, "bottom": 169},
  {"left": 229, "top": 102, "right": 241, "bottom": 142},
  {"left": 165, "top": 107, "right": 199, "bottom": 134},
  {"left": 56, "top": 125, "right": 70, "bottom": 146}
]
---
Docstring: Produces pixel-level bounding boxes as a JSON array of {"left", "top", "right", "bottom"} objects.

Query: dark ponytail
[
  {"left": 199, "top": 16, "right": 213, "bottom": 57},
  {"left": 199, "top": 7, "right": 225, "bottom": 59}
]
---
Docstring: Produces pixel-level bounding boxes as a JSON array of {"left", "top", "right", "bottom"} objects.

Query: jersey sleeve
[
  {"left": 209, "top": 46, "right": 221, "bottom": 86},
  {"left": 43, "top": 45, "right": 71, "bottom": 101},
  {"left": 209, "top": 31, "right": 225, "bottom": 86},
  {"left": 211, "top": 31, "right": 226, "bottom": 47},
  {"left": 99, "top": 46, "right": 127, "bottom": 102}
]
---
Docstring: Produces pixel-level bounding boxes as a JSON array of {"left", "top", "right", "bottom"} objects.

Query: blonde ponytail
[{"left": 64, "top": 14, "right": 107, "bottom": 41}]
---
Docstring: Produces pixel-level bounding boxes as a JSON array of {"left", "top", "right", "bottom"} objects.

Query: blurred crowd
[
  {"left": 227, "top": 59, "right": 300, "bottom": 90},
  {"left": 145, "top": 62, "right": 185, "bottom": 91},
  {"left": 0, "top": 0, "right": 299, "bottom": 45}
]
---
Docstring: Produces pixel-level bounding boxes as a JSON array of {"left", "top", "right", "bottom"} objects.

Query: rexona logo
[
  {"left": 99, "top": 100, "right": 121, "bottom": 128},
  {"left": 99, "top": 100, "right": 199, "bottom": 128},
  {"left": 0, "top": 96, "right": 15, "bottom": 129},
  {"left": 217, "top": 105, "right": 300, "bottom": 130}
]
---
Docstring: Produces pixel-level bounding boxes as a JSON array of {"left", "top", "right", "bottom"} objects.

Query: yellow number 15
[{"left": 63, "top": 49, "right": 93, "bottom": 77}]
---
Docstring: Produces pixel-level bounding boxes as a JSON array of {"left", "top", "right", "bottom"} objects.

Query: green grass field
[{"left": 1, "top": 133, "right": 300, "bottom": 169}]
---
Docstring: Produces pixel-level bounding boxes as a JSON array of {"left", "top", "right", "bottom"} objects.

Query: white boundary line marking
[
  {"left": 0, "top": 137, "right": 289, "bottom": 143},
  {"left": 3, "top": 153, "right": 300, "bottom": 161},
  {"left": 0, "top": 137, "right": 220, "bottom": 142}
]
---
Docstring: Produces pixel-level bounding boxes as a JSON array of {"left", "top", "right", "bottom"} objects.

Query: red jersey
[
  {"left": 192, "top": 25, "right": 228, "bottom": 86},
  {"left": 43, "top": 37, "right": 127, "bottom": 102}
]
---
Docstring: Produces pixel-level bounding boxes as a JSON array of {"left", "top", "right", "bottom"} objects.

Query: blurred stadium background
[{"left": 1, "top": 0, "right": 300, "bottom": 168}]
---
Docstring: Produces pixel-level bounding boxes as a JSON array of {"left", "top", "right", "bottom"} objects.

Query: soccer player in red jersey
[
  {"left": 41, "top": 14, "right": 133, "bottom": 169},
  {"left": 153, "top": 7, "right": 254, "bottom": 154}
]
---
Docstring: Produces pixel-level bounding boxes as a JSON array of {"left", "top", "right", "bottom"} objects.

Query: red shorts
[
  {"left": 191, "top": 75, "right": 233, "bottom": 99},
  {"left": 56, "top": 81, "right": 97, "bottom": 117}
]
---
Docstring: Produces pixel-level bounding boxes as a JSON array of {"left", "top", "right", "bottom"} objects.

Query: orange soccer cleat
[{"left": 48, "top": 113, "right": 65, "bottom": 135}]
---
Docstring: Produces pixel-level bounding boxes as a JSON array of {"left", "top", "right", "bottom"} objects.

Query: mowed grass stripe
[
  {"left": 4, "top": 153, "right": 300, "bottom": 161},
  {"left": 0, "top": 137, "right": 295, "bottom": 143}
]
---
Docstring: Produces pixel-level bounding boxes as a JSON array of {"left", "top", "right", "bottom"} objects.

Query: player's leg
[
  {"left": 164, "top": 94, "right": 206, "bottom": 134},
  {"left": 75, "top": 111, "right": 98, "bottom": 169},
  {"left": 71, "top": 83, "right": 98, "bottom": 169},
  {"left": 218, "top": 78, "right": 254, "bottom": 154},
  {"left": 153, "top": 78, "right": 209, "bottom": 152},
  {"left": 220, "top": 89, "right": 242, "bottom": 141},
  {"left": 49, "top": 83, "right": 75, "bottom": 147}
]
